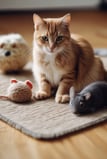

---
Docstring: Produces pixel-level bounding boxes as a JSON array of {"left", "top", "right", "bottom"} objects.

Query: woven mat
[{"left": 0, "top": 49, "right": 107, "bottom": 139}]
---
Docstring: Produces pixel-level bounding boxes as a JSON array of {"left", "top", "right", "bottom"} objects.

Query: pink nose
[{"left": 50, "top": 45, "right": 54, "bottom": 52}]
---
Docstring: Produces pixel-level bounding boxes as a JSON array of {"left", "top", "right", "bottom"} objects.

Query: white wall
[{"left": 0, "top": 0, "right": 100, "bottom": 11}]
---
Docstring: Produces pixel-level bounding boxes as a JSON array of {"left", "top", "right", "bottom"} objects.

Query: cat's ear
[
  {"left": 61, "top": 13, "right": 71, "bottom": 26},
  {"left": 33, "top": 14, "right": 44, "bottom": 30}
]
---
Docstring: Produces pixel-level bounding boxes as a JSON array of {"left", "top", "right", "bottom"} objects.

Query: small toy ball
[
  {"left": 0, "top": 79, "right": 33, "bottom": 103},
  {"left": 0, "top": 33, "right": 30, "bottom": 73}
]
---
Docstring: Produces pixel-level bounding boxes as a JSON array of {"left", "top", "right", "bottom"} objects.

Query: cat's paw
[
  {"left": 35, "top": 91, "right": 50, "bottom": 100},
  {"left": 55, "top": 94, "right": 70, "bottom": 103}
]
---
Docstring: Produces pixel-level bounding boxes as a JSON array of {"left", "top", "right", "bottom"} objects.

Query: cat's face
[{"left": 33, "top": 14, "right": 71, "bottom": 55}]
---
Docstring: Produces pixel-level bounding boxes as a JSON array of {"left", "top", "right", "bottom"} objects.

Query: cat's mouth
[
  {"left": 43, "top": 48, "right": 56, "bottom": 55},
  {"left": 47, "top": 50, "right": 55, "bottom": 54},
  {"left": 44, "top": 47, "right": 63, "bottom": 55}
]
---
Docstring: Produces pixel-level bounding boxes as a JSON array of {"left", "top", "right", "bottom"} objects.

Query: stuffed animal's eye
[
  {"left": 41, "top": 36, "right": 48, "bottom": 42},
  {"left": 0, "top": 43, "right": 5, "bottom": 48},
  {"left": 56, "top": 36, "right": 64, "bottom": 43},
  {"left": 12, "top": 43, "right": 17, "bottom": 48}
]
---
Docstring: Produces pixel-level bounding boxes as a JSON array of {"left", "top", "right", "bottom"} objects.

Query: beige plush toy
[
  {"left": 0, "top": 33, "right": 30, "bottom": 73},
  {"left": 0, "top": 79, "right": 33, "bottom": 103}
]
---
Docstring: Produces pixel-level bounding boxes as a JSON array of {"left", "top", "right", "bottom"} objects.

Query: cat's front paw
[
  {"left": 35, "top": 91, "right": 50, "bottom": 100},
  {"left": 55, "top": 94, "right": 70, "bottom": 103}
]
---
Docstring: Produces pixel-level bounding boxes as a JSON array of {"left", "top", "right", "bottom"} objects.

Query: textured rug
[{"left": 0, "top": 49, "right": 107, "bottom": 139}]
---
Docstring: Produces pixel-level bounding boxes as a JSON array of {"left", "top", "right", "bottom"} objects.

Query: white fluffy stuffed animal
[{"left": 0, "top": 33, "right": 30, "bottom": 73}]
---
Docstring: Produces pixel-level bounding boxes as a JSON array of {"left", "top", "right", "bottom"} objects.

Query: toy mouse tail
[{"left": 0, "top": 96, "right": 9, "bottom": 100}]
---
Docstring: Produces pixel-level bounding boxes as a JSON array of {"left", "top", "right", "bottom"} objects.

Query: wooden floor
[{"left": 0, "top": 10, "right": 107, "bottom": 159}]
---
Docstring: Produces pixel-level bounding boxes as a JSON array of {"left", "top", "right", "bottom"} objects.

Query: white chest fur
[
  {"left": 34, "top": 53, "right": 65, "bottom": 87},
  {"left": 44, "top": 55, "right": 63, "bottom": 86}
]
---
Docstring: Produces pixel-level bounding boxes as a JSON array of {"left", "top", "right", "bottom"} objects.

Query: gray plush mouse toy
[{"left": 69, "top": 81, "right": 107, "bottom": 114}]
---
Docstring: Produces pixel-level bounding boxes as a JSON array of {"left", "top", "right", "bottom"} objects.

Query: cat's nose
[
  {"left": 5, "top": 51, "right": 11, "bottom": 56},
  {"left": 50, "top": 45, "right": 55, "bottom": 52},
  {"left": 49, "top": 42, "right": 55, "bottom": 52}
]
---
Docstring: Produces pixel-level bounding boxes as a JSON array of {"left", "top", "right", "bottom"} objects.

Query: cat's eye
[
  {"left": 56, "top": 36, "right": 64, "bottom": 43},
  {"left": 41, "top": 36, "right": 48, "bottom": 42}
]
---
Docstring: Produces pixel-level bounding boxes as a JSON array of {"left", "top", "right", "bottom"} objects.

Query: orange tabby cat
[{"left": 32, "top": 13, "right": 106, "bottom": 103}]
